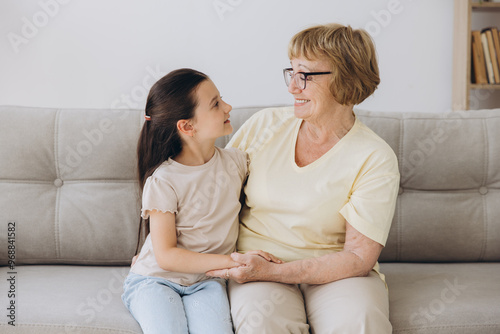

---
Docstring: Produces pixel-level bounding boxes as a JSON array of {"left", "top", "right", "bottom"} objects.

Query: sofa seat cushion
[
  {"left": 380, "top": 262, "right": 500, "bottom": 334},
  {"left": 0, "top": 265, "right": 141, "bottom": 333}
]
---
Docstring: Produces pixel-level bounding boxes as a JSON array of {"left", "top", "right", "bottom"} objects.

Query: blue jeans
[{"left": 122, "top": 272, "right": 233, "bottom": 334}]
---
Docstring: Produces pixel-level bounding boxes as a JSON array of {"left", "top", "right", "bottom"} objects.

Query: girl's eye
[{"left": 214, "top": 96, "right": 223, "bottom": 108}]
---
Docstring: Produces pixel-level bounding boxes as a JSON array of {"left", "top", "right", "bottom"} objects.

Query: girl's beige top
[{"left": 131, "top": 147, "right": 248, "bottom": 286}]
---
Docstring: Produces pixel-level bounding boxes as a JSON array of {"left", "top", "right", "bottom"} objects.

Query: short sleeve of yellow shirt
[{"left": 227, "top": 107, "right": 400, "bottom": 265}]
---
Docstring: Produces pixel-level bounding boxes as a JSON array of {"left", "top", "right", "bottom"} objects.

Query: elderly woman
[{"left": 208, "top": 23, "right": 399, "bottom": 333}]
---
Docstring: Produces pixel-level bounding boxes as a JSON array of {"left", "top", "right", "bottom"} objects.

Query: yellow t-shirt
[{"left": 227, "top": 107, "right": 399, "bottom": 274}]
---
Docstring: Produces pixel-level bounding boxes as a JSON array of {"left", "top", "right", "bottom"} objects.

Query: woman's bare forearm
[
  {"left": 269, "top": 250, "right": 373, "bottom": 285},
  {"left": 269, "top": 222, "right": 384, "bottom": 285}
]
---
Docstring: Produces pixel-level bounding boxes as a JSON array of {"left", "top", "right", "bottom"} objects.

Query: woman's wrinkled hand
[
  {"left": 206, "top": 252, "right": 283, "bottom": 283},
  {"left": 245, "top": 250, "right": 284, "bottom": 264}
]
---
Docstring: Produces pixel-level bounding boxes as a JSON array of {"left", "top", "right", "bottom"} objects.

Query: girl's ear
[{"left": 177, "top": 119, "right": 194, "bottom": 137}]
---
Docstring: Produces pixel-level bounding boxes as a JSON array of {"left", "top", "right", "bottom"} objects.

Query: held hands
[
  {"left": 206, "top": 250, "right": 284, "bottom": 283},
  {"left": 246, "top": 250, "right": 283, "bottom": 264}
]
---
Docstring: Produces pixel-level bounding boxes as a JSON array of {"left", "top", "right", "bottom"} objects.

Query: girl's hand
[
  {"left": 131, "top": 255, "right": 138, "bottom": 266},
  {"left": 244, "top": 250, "right": 284, "bottom": 264},
  {"left": 206, "top": 252, "right": 283, "bottom": 283}
]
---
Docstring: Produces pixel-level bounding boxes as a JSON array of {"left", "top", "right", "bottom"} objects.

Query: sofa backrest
[
  {"left": 1, "top": 105, "right": 499, "bottom": 265},
  {"left": 0, "top": 106, "right": 142, "bottom": 265},
  {"left": 356, "top": 108, "right": 500, "bottom": 262}
]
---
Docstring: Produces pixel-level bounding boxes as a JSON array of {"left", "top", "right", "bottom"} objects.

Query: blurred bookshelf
[{"left": 453, "top": 0, "right": 500, "bottom": 110}]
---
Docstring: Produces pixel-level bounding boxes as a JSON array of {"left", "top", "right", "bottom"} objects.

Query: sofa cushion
[
  {"left": 0, "top": 106, "right": 142, "bottom": 265},
  {"left": 380, "top": 262, "right": 500, "bottom": 334},
  {"left": 357, "top": 109, "right": 500, "bottom": 262},
  {"left": 0, "top": 265, "right": 141, "bottom": 333},
  {"left": 2, "top": 264, "right": 497, "bottom": 333}
]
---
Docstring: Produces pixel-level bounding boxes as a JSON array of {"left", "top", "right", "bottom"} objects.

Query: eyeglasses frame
[{"left": 283, "top": 67, "right": 332, "bottom": 90}]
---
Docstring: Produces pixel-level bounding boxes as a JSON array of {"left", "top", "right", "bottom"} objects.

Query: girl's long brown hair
[{"left": 135, "top": 68, "right": 209, "bottom": 254}]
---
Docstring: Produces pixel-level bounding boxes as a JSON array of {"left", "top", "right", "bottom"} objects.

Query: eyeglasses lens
[{"left": 284, "top": 70, "right": 306, "bottom": 89}]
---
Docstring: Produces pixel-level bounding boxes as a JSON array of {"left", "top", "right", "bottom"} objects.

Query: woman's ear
[{"left": 177, "top": 119, "right": 194, "bottom": 137}]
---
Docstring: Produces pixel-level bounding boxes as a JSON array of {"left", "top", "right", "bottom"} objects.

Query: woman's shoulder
[
  {"left": 244, "top": 106, "right": 296, "bottom": 129},
  {"left": 352, "top": 119, "right": 396, "bottom": 153},
  {"left": 227, "top": 106, "right": 296, "bottom": 154},
  {"left": 343, "top": 119, "right": 399, "bottom": 171}
]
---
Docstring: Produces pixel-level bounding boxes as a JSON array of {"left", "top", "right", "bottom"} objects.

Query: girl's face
[{"left": 191, "top": 79, "right": 232, "bottom": 141}]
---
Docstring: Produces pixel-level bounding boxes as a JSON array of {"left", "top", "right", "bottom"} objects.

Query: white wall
[{"left": 0, "top": 0, "right": 455, "bottom": 113}]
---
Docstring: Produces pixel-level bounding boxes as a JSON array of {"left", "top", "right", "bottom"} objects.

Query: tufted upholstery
[
  {"left": 357, "top": 109, "right": 500, "bottom": 263},
  {"left": 0, "top": 106, "right": 143, "bottom": 265},
  {"left": 1, "top": 106, "right": 500, "bottom": 265},
  {"left": 0, "top": 105, "right": 499, "bottom": 334}
]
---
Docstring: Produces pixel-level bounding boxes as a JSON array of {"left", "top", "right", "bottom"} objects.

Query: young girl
[{"left": 121, "top": 68, "right": 281, "bottom": 334}]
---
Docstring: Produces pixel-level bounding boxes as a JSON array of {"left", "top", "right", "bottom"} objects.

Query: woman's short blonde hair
[{"left": 288, "top": 23, "right": 380, "bottom": 106}]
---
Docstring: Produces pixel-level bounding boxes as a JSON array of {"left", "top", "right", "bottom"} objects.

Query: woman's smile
[{"left": 294, "top": 99, "right": 310, "bottom": 106}]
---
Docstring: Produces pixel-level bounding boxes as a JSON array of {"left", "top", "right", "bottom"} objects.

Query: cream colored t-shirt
[
  {"left": 131, "top": 147, "right": 248, "bottom": 286},
  {"left": 227, "top": 107, "right": 399, "bottom": 276}
]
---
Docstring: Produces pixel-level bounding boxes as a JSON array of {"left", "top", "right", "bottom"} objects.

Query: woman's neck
[{"left": 302, "top": 105, "right": 355, "bottom": 145}]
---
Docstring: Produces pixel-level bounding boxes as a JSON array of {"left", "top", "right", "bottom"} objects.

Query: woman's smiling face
[{"left": 288, "top": 57, "right": 337, "bottom": 121}]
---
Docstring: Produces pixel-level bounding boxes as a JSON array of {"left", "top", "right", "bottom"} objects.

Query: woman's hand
[
  {"left": 245, "top": 250, "right": 284, "bottom": 264},
  {"left": 206, "top": 252, "right": 283, "bottom": 283}
]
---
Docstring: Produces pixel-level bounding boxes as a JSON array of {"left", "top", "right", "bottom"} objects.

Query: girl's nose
[{"left": 224, "top": 101, "right": 232, "bottom": 113}]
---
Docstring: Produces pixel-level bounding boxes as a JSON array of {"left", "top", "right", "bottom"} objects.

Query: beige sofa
[{"left": 0, "top": 105, "right": 499, "bottom": 333}]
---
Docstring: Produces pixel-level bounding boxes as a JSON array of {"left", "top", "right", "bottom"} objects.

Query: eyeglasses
[{"left": 283, "top": 68, "right": 331, "bottom": 90}]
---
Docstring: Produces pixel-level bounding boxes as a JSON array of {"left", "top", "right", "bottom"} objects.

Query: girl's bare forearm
[{"left": 156, "top": 248, "right": 239, "bottom": 274}]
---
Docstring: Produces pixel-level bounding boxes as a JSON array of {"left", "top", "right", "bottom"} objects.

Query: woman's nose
[{"left": 288, "top": 77, "right": 302, "bottom": 94}]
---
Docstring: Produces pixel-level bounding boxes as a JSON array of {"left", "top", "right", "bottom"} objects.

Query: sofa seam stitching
[
  {"left": 397, "top": 118, "right": 404, "bottom": 261},
  {"left": 54, "top": 108, "right": 61, "bottom": 259},
  {"left": 0, "top": 179, "right": 137, "bottom": 183},
  {"left": 479, "top": 118, "right": 489, "bottom": 261},
  {"left": 395, "top": 323, "right": 500, "bottom": 332},
  {"left": 0, "top": 323, "right": 138, "bottom": 333}
]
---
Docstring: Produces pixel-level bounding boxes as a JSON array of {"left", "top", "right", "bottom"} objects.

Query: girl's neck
[{"left": 173, "top": 140, "right": 216, "bottom": 166}]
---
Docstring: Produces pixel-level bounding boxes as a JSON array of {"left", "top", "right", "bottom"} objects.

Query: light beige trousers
[{"left": 228, "top": 271, "right": 391, "bottom": 334}]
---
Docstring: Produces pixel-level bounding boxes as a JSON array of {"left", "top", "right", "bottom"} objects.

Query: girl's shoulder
[
  {"left": 216, "top": 147, "right": 249, "bottom": 179},
  {"left": 141, "top": 163, "right": 178, "bottom": 220},
  {"left": 150, "top": 160, "right": 173, "bottom": 179},
  {"left": 218, "top": 146, "right": 247, "bottom": 160}
]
